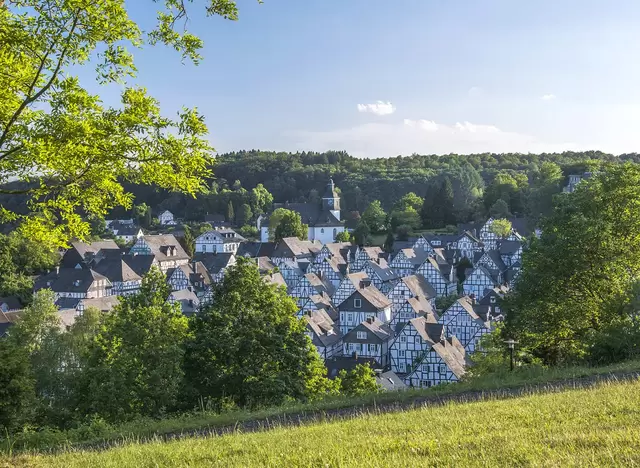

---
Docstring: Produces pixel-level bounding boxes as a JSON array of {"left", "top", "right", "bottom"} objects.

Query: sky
[{"left": 83, "top": 0, "right": 640, "bottom": 158}]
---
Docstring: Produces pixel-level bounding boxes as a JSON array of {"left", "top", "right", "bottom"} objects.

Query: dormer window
[
  {"left": 73, "top": 279, "right": 81, "bottom": 287},
  {"left": 354, "top": 298, "right": 362, "bottom": 308},
  {"left": 490, "top": 296, "right": 496, "bottom": 304}
]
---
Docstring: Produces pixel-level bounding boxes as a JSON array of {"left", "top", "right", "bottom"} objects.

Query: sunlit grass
[{"left": 8, "top": 378, "right": 640, "bottom": 467}]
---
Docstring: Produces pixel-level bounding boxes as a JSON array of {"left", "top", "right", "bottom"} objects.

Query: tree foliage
[
  {"left": 335, "top": 231, "right": 351, "bottom": 242},
  {"left": 489, "top": 219, "right": 512, "bottom": 238},
  {"left": 184, "top": 258, "right": 332, "bottom": 408},
  {"left": 83, "top": 269, "right": 189, "bottom": 421},
  {"left": 273, "top": 209, "right": 307, "bottom": 241},
  {"left": 505, "top": 164, "right": 640, "bottom": 364},
  {"left": 0, "top": 0, "right": 262, "bottom": 247},
  {"left": 361, "top": 200, "right": 387, "bottom": 232},
  {"left": 337, "top": 364, "right": 380, "bottom": 396}
]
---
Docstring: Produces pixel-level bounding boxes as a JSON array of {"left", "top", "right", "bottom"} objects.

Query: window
[
  {"left": 490, "top": 296, "right": 496, "bottom": 304},
  {"left": 348, "top": 343, "right": 354, "bottom": 351},
  {"left": 357, "top": 331, "right": 367, "bottom": 340},
  {"left": 400, "top": 336, "right": 407, "bottom": 343},
  {"left": 347, "top": 313, "right": 353, "bottom": 322},
  {"left": 354, "top": 298, "right": 362, "bottom": 308},
  {"left": 422, "top": 364, "right": 429, "bottom": 372},
  {"left": 399, "top": 350, "right": 406, "bottom": 357},
  {"left": 333, "top": 228, "right": 337, "bottom": 238},
  {"left": 368, "top": 344, "right": 376, "bottom": 352},
  {"left": 439, "top": 365, "right": 446, "bottom": 375},
  {"left": 415, "top": 336, "right": 421, "bottom": 344},
  {"left": 321, "top": 228, "right": 324, "bottom": 234}
]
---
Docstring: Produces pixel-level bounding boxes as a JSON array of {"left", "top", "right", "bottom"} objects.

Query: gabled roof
[
  {"left": 272, "top": 237, "right": 321, "bottom": 259},
  {"left": 264, "top": 271, "right": 287, "bottom": 288},
  {"left": 366, "top": 259, "right": 399, "bottom": 282},
  {"left": 498, "top": 240, "right": 523, "bottom": 255},
  {"left": 304, "top": 309, "right": 343, "bottom": 348},
  {"left": 35, "top": 268, "right": 111, "bottom": 294},
  {"left": 375, "top": 371, "right": 407, "bottom": 391},
  {"left": 193, "top": 253, "right": 235, "bottom": 275},
  {"left": 405, "top": 295, "right": 439, "bottom": 321},
  {"left": 121, "top": 254, "right": 157, "bottom": 277},
  {"left": 325, "top": 356, "right": 380, "bottom": 378},
  {"left": 237, "top": 241, "right": 276, "bottom": 258},
  {"left": 408, "top": 316, "right": 444, "bottom": 345},
  {"left": 70, "top": 240, "right": 120, "bottom": 259},
  {"left": 345, "top": 317, "right": 393, "bottom": 343},
  {"left": 324, "top": 242, "right": 352, "bottom": 264},
  {"left": 80, "top": 296, "right": 121, "bottom": 313},
  {"left": 271, "top": 202, "right": 344, "bottom": 228},
  {"left": 394, "top": 248, "right": 429, "bottom": 267},
  {"left": 401, "top": 275, "right": 437, "bottom": 300},
  {"left": 430, "top": 340, "right": 467, "bottom": 379},
  {"left": 345, "top": 286, "right": 392, "bottom": 311},
  {"left": 135, "top": 235, "right": 190, "bottom": 262},
  {"left": 255, "top": 256, "right": 277, "bottom": 273},
  {"left": 304, "top": 273, "right": 335, "bottom": 297},
  {"left": 92, "top": 258, "right": 142, "bottom": 283}
]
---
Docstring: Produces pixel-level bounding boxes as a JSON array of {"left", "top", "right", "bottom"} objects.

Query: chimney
[
  {"left": 470, "top": 294, "right": 476, "bottom": 305},
  {"left": 188, "top": 299, "right": 194, "bottom": 307},
  {"left": 366, "top": 316, "right": 374, "bottom": 324}
]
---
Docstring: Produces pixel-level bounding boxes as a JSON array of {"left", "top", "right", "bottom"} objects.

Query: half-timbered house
[
  {"left": 129, "top": 235, "right": 190, "bottom": 272},
  {"left": 352, "top": 246, "right": 385, "bottom": 272},
  {"left": 389, "top": 248, "right": 428, "bottom": 278},
  {"left": 390, "top": 295, "right": 438, "bottom": 329},
  {"left": 462, "top": 265, "right": 502, "bottom": 298},
  {"left": 332, "top": 272, "right": 369, "bottom": 307},
  {"left": 415, "top": 256, "right": 457, "bottom": 297},
  {"left": 438, "top": 296, "right": 491, "bottom": 352},
  {"left": 389, "top": 315, "right": 442, "bottom": 375},
  {"left": 386, "top": 275, "right": 437, "bottom": 313},
  {"left": 404, "top": 336, "right": 466, "bottom": 388},
  {"left": 303, "top": 309, "right": 343, "bottom": 360},
  {"left": 362, "top": 259, "right": 399, "bottom": 294},
  {"left": 342, "top": 317, "right": 393, "bottom": 367},
  {"left": 338, "top": 286, "right": 392, "bottom": 335}
]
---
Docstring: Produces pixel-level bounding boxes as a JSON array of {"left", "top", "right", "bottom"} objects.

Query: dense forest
[
  {"left": 3, "top": 150, "right": 640, "bottom": 234},
  {"left": 112, "top": 150, "right": 640, "bottom": 227}
]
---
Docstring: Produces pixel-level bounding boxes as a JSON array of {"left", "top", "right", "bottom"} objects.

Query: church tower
[{"left": 322, "top": 178, "right": 341, "bottom": 221}]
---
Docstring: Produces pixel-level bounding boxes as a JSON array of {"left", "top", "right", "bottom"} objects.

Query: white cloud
[
  {"left": 542, "top": 94, "right": 557, "bottom": 101},
  {"left": 468, "top": 86, "right": 484, "bottom": 97},
  {"left": 287, "top": 118, "right": 577, "bottom": 158},
  {"left": 357, "top": 101, "right": 396, "bottom": 116}
]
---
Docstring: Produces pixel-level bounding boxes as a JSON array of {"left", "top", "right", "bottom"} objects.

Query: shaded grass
[
  {"left": 2, "top": 359, "right": 640, "bottom": 457},
  {"left": 8, "top": 378, "right": 640, "bottom": 467}
]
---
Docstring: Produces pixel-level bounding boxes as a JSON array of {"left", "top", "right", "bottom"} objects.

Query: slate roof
[
  {"left": 345, "top": 286, "right": 392, "bottom": 311},
  {"left": 498, "top": 240, "right": 523, "bottom": 255},
  {"left": 324, "top": 242, "right": 352, "bottom": 264},
  {"left": 366, "top": 259, "right": 399, "bottom": 282},
  {"left": 121, "top": 254, "right": 157, "bottom": 277},
  {"left": 193, "top": 253, "right": 236, "bottom": 275},
  {"left": 430, "top": 340, "right": 467, "bottom": 379},
  {"left": 360, "top": 246, "right": 385, "bottom": 262},
  {"left": 136, "top": 235, "right": 190, "bottom": 262},
  {"left": 81, "top": 296, "right": 121, "bottom": 313},
  {"left": 409, "top": 316, "right": 444, "bottom": 345},
  {"left": 325, "top": 356, "right": 381, "bottom": 378},
  {"left": 255, "top": 256, "right": 277, "bottom": 273},
  {"left": 264, "top": 271, "right": 287, "bottom": 288},
  {"left": 70, "top": 240, "right": 120, "bottom": 259},
  {"left": 304, "top": 309, "right": 343, "bottom": 348},
  {"left": 169, "top": 289, "right": 199, "bottom": 316},
  {"left": 272, "top": 237, "right": 322, "bottom": 259},
  {"left": 345, "top": 317, "right": 393, "bottom": 343},
  {"left": 405, "top": 295, "right": 439, "bottom": 321},
  {"left": 401, "top": 275, "right": 437, "bottom": 300},
  {"left": 35, "top": 268, "right": 111, "bottom": 294},
  {"left": 305, "top": 273, "right": 335, "bottom": 297},
  {"left": 92, "top": 258, "right": 142, "bottom": 283},
  {"left": 375, "top": 371, "right": 408, "bottom": 391},
  {"left": 0, "top": 296, "right": 22, "bottom": 311},
  {"left": 237, "top": 241, "right": 277, "bottom": 258}
]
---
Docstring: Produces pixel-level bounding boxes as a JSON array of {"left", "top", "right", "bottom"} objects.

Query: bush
[{"left": 586, "top": 318, "right": 640, "bottom": 365}]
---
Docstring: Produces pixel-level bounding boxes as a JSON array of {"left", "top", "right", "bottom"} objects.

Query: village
[{"left": 0, "top": 179, "right": 530, "bottom": 391}]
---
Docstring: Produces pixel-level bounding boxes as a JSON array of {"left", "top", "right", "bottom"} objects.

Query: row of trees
[{"left": 0, "top": 259, "right": 378, "bottom": 434}]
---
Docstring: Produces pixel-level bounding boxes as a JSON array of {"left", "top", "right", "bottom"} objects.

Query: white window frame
[
  {"left": 354, "top": 298, "right": 362, "bottom": 309},
  {"left": 356, "top": 331, "right": 367, "bottom": 340}
]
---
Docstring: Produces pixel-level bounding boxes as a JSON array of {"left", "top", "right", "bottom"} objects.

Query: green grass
[
  {"left": 2, "top": 359, "right": 640, "bottom": 458},
  {"left": 8, "top": 378, "right": 640, "bottom": 467}
]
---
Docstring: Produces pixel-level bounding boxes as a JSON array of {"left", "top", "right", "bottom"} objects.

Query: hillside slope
[{"left": 11, "top": 378, "right": 640, "bottom": 467}]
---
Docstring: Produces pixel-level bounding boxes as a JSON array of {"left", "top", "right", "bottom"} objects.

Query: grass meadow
[{"left": 5, "top": 377, "right": 640, "bottom": 467}]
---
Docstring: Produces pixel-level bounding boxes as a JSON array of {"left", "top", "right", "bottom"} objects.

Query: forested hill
[{"left": 108, "top": 149, "right": 639, "bottom": 226}]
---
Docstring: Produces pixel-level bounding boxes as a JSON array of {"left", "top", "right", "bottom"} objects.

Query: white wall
[{"left": 308, "top": 226, "right": 344, "bottom": 244}]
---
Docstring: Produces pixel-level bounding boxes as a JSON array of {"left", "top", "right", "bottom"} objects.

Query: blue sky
[{"left": 87, "top": 0, "right": 640, "bottom": 157}]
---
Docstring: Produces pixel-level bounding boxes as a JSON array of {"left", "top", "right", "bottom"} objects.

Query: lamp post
[{"left": 504, "top": 339, "right": 518, "bottom": 371}]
